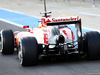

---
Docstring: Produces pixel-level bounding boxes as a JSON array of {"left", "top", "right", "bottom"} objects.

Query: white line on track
[
  {"left": 1, "top": 18, "right": 100, "bottom": 32},
  {"left": 82, "top": 27, "right": 100, "bottom": 32},
  {"left": 0, "top": 8, "right": 100, "bottom": 32},
  {"left": 0, "top": 18, "right": 23, "bottom": 28},
  {"left": 80, "top": 12, "right": 100, "bottom": 17},
  {"left": 0, "top": 8, "right": 41, "bottom": 18}
]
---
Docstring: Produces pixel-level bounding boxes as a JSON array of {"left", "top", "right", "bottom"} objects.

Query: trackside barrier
[
  {"left": 15, "top": 0, "right": 21, "bottom": 2},
  {"left": 92, "top": 0, "right": 95, "bottom": 7},
  {"left": 41, "top": 0, "right": 99, "bottom": 7},
  {"left": 82, "top": 0, "right": 85, "bottom": 3}
]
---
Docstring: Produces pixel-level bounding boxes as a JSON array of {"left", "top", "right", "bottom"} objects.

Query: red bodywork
[{"left": 14, "top": 16, "right": 79, "bottom": 47}]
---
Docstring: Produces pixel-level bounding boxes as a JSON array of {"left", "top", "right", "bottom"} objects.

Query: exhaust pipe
[{"left": 56, "top": 35, "right": 65, "bottom": 43}]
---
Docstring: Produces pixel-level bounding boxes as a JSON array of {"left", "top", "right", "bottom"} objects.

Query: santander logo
[
  {"left": 46, "top": 19, "right": 51, "bottom": 22},
  {"left": 45, "top": 16, "right": 79, "bottom": 23}
]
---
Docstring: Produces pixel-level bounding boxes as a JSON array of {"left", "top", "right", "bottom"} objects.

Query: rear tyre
[
  {"left": 83, "top": 31, "right": 100, "bottom": 60},
  {"left": 1, "top": 30, "right": 14, "bottom": 54},
  {"left": 18, "top": 37, "right": 38, "bottom": 66}
]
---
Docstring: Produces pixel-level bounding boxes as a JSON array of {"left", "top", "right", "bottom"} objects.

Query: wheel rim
[
  {"left": 1, "top": 32, "right": 4, "bottom": 52},
  {"left": 18, "top": 43, "right": 23, "bottom": 65}
]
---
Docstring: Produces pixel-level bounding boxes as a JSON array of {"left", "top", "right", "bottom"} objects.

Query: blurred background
[{"left": 0, "top": 0, "right": 100, "bottom": 30}]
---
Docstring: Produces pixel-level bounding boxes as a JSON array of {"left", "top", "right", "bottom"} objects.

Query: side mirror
[{"left": 23, "top": 25, "right": 29, "bottom": 29}]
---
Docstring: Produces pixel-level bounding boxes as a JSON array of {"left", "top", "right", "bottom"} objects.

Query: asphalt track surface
[{"left": 0, "top": 21, "right": 100, "bottom": 75}]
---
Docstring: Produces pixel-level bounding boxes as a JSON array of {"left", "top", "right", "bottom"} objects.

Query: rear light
[{"left": 23, "top": 25, "right": 29, "bottom": 29}]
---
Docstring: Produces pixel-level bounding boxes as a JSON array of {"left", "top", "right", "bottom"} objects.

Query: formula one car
[{"left": 1, "top": 0, "right": 100, "bottom": 66}]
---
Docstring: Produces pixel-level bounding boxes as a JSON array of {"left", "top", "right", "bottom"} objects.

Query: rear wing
[
  {"left": 47, "top": 19, "right": 83, "bottom": 53},
  {"left": 47, "top": 19, "right": 81, "bottom": 26},
  {"left": 47, "top": 19, "right": 82, "bottom": 38}
]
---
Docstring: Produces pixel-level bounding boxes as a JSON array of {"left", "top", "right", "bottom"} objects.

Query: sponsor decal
[{"left": 45, "top": 16, "right": 79, "bottom": 23}]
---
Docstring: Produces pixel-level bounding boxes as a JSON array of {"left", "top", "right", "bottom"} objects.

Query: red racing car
[{"left": 1, "top": 0, "right": 100, "bottom": 66}]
